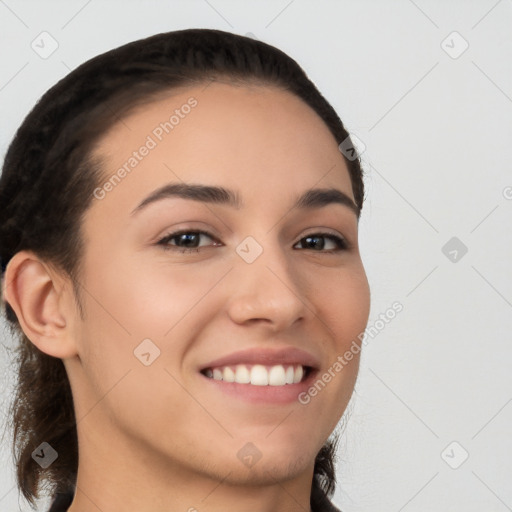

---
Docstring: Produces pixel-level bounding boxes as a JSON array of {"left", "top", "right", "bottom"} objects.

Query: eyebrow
[{"left": 130, "top": 183, "right": 360, "bottom": 217}]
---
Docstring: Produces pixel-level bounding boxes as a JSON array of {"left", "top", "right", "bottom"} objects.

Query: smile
[{"left": 201, "top": 364, "right": 311, "bottom": 386}]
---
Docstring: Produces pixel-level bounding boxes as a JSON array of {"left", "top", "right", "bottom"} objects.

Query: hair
[{"left": 0, "top": 28, "right": 365, "bottom": 509}]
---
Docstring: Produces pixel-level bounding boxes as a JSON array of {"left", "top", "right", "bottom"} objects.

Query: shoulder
[
  {"left": 311, "top": 486, "right": 343, "bottom": 512},
  {"left": 46, "top": 492, "right": 74, "bottom": 512}
]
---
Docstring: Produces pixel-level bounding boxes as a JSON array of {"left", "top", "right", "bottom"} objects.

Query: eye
[
  {"left": 156, "top": 229, "right": 349, "bottom": 254},
  {"left": 157, "top": 229, "right": 219, "bottom": 253},
  {"left": 294, "top": 232, "right": 349, "bottom": 252}
]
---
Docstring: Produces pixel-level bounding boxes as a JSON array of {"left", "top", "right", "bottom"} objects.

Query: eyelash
[{"left": 156, "top": 229, "right": 349, "bottom": 254}]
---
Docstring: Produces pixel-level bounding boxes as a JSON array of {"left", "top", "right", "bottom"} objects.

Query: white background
[{"left": 1, "top": 1, "right": 511, "bottom": 511}]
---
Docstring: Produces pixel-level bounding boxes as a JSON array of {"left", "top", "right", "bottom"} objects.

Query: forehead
[{"left": 88, "top": 82, "right": 354, "bottom": 221}]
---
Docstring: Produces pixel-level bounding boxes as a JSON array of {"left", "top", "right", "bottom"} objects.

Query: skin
[{"left": 4, "top": 81, "right": 370, "bottom": 512}]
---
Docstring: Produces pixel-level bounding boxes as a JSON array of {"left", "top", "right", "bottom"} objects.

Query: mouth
[
  {"left": 200, "top": 363, "right": 313, "bottom": 386},
  {"left": 199, "top": 363, "right": 319, "bottom": 405},
  {"left": 197, "top": 346, "right": 321, "bottom": 404}
]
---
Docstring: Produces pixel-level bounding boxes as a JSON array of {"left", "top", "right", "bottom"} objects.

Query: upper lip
[{"left": 199, "top": 346, "right": 321, "bottom": 371}]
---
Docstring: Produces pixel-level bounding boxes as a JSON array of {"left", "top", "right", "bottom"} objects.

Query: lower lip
[{"left": 200, "top": 369, "right": 318, "bottom": 405}]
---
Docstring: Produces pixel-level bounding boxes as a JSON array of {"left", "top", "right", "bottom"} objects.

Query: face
[{"left": 65, "top": 81, "right": 370, "bottom": 486}]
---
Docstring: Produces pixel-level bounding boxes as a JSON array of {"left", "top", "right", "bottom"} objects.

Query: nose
[{"left": 226, "top": 239, "right": 309, "bottom": 331}]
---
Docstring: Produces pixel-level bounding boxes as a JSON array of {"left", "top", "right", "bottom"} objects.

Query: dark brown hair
[{"left": 0, "top": 28, "right": 365, "bottom": 509}]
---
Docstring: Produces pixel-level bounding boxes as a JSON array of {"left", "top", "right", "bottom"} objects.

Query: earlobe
[{"left": 2, "top": 251, "right": 78, "bottom": 359}]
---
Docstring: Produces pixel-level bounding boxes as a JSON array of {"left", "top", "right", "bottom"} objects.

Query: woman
[{"left": 0, "top": 28, "right": 370, "bottom": 512}]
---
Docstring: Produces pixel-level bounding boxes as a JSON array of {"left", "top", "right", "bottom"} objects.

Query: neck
[{"left": 66, "top": 420, "right": 315, "bottom": 512}]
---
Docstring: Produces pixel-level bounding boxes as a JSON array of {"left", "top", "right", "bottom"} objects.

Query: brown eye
[
  {"left": 157, "top": 230, "right": 219, "bottom": 253},
  {"left": 294, "top": 233, "right": 348, "bottom": 252},
  {"left": 156, "top": 230, "right": 348, "bottom": 254}
]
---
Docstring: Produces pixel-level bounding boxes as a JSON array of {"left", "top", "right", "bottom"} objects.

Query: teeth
[
  {"left": 294, "top": 365, "right": 304, "bottom": 383},
  {"left": 285, "top": 365, "right": 295, "bottom": 384},
  {"left": 250, "top": 364, "right": 268, "bottom": 386},
  {"left": 223, "top": 366, "right": 235, "bottom": 382},
  {"left": 205, "top": 364, "right": 307, "bottom": 386},
  {"left": 268, "top": 365, "right": 286, "bottom": 386},
  {"left": 235, "top": 364, "right": 251, "bottom": 384}
]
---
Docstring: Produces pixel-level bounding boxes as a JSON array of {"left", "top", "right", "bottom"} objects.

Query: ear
[{"left": 2, "top": 250, "right": 79, "bottom": 359}]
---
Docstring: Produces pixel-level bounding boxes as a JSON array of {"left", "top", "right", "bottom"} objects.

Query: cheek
[
  {"left": 317, "top": 265, "right": 371, "bottom": 348},
  {"left": 72, "top": 262, "right": 198, "bottom": 433},
  {"left": 298, "top": 265, "right": 369, "bottom": 417},
  {"left": 83, "top": 253, "right": 211, "bottom": 341},
  {"left": 120, "top": 263, "right": 224, "bottom": 341}
]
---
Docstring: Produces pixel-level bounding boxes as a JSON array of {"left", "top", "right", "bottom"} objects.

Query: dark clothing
[
  {"left": 311, "top": 486, "right": 343, "bottom": 512},
  {"left": 48, "top": 487, "right": 342, "bottom": 511},
  {"left": 48, "top": 492, "right": 73, "bottom": 512}
]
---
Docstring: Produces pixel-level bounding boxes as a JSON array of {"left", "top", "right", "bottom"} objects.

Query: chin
[
  {"left": 220, "top": 450, "right": 315, "bottom": 486},
  {"left": 228, "top": 435, "right": 318, "bottom": 481}
]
